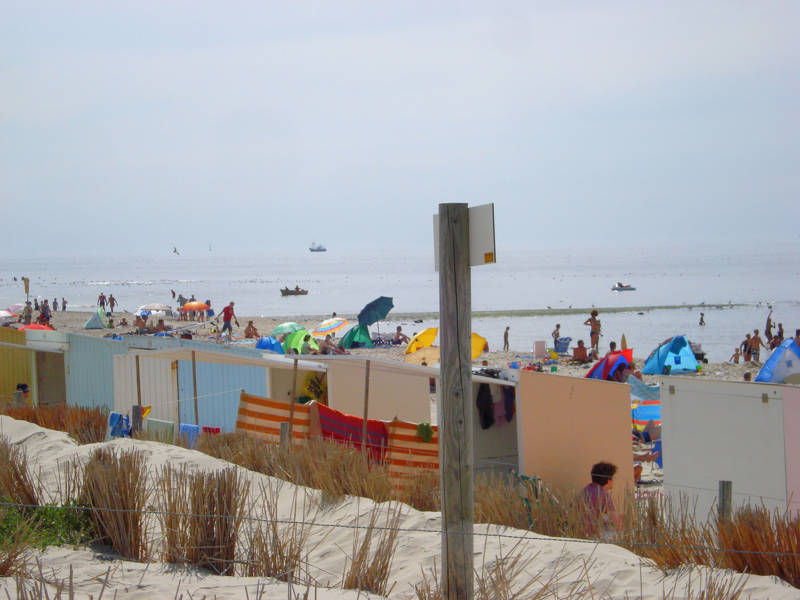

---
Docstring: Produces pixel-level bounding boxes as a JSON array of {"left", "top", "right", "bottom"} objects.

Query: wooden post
[
  {"left": 361, "top": 360, "right": 371, "bottom": 454},
  {"left": 135, "top": 355, "right": 142, "bottom": 407},
  {"left": 131, "top": 405, "right": 142, "bottom": 434},
  {"left": 173, "top": 360, "right": 180, "bottom": 442},
  {"left": 288, "top": 358, "right": 298, "bottom": 436},
  {"left": 191, "top": 351, "right": 199, "bottom": 425},
  {"left": 719, "top": 480, "right": 732, "bottom": 519},
  {"left": 438, "top": 203, "right": 473, "bottom": 600},
  {"left": 280, "top": 422, "right": 289, "bottom": 449}
]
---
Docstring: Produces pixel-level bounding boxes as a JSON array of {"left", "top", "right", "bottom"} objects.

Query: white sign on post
[{"left": 433, "top": 203, "right": 495, "bottom": 271}]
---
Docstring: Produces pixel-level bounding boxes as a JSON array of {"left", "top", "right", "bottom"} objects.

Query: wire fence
[{"left": 1, "top": 498, "right": 799, "bottom": 561}]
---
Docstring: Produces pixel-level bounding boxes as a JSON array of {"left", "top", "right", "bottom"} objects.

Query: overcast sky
[{"left": 2, "top": 1, "right": 799, "bottom": 257}]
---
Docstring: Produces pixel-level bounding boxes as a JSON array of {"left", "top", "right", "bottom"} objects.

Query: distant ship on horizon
[{"left": 309, "top": 242, "right": 327, "bottom": 252}]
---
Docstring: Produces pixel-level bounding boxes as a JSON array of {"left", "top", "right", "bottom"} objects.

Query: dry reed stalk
[
  {"left": 185, "top": 467, "right": 249, "bottom": 575},
  {"left": 52, "top": 458, "right": 84, "bottom": 506},
  {"left": 81, "top": 448, "right": 151, "bottom": 561},
  {"left": 398, "top": 468, "right": 441, "bottom": 512},
  {"left": 342, "top": 501, "right": 402, "bottom": 595},
  {"left": 0, "top": 437, "right": 44, "bottom": 507},
  {"left": 155, "top": 464, "right": 190, "bottom": 564},
  {"left": 0, "top": 508, "right": 36, "bottom": 577},
  {"left": 243, "top": 479, "right": 322, "bottom": 581},
  {"left": 715, "top": 505, "right": 800, "bottom": 588},
  {"left": 664, "top": 566, "right": 749, "bottom": 600},
  {"left": 0, "top": 405, "right": 107, "bottom": 445},
  {"left": 473, "top": 473, "right": 535, "bottom": 531}
]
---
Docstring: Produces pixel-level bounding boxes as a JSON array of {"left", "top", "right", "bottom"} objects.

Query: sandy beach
[{"left": 29, "top": 309, "right": 760, "bottom": 383}]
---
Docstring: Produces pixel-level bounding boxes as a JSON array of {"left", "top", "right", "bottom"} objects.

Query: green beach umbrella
[{"left": 272, "top": 322, "right": 303, "bottom": 336}]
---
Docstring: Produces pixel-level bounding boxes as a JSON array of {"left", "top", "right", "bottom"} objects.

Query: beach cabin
[
  {"left": 114, "top": 347, "right": 326, "bottom": 433},
  {"left": 315, "top": 355, "right": 519, "bottom": 475},
  {"left": 0, "top": 328, "right": 67, "bottom": 407},
  {"left": 661, "top": 377, "right": 800, "bottom": 519},
  {"left": 516, "top": 371, "right": 635, "bottom": 508}
]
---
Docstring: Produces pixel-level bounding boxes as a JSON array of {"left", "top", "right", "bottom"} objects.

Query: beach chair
[
  {"left": 554, "top": 337, "right": 572, "bottom": 354},
  {"left": 179, "top": 423, "right": 201, "bottom": 449}
]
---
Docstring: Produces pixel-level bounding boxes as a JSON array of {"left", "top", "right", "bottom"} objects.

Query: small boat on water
[
  {"left": 309, "top": 242, "right": 326, "bottom": 252},
  {"left": 281, "top": 287, "right": 308, "bottom": 296},
  {"left": 612, "top": 282, "right": 636, "bottom": 291}
]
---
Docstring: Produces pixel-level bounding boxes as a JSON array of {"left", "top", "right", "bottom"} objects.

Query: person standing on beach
[
  {"left": 108, "top": 294, "right": 117, "bottom": 314},
  {"left": 699, "top": 312, "right": 705, "bottom": 326},
  {"left": 61, "top": 298, "right": 67, "bottom": 311},
  {"left": 220, "top": 302, "right": 239, "bottom": 335},
  {"left": 749, "top": 329, "right": 767, "bottom": 363},
  {"left": 22, "top": 302, "right": 32, "bottom": 325},
  {"left": 97, "top": 293, "right": 107, "bottom": 311},
  {"left": 52, "top": 298, "right": 58, "bottom": 312},
  {"left": 552, "top": 323, "right": 561, "bottom": 345},
  {"left": 503, "top": 326, "right": 510, "bottom": 351},
  {"left": 584, "top": 310, "right": 601, "bottom": 354},
  {"left": 740, "top": 333, "right": 752, "bottom": 362}
]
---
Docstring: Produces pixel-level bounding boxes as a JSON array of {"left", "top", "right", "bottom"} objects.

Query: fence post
[
  {"left": 131, "top": 405, "right": 142, "bottom": 434},
  {"left": 280, "top": 422, "right": 289, "bottom": 449},
  {"left": 718, "top": 480, "right": 732, "bottom": 519},
  {"left": 438, "top": 203, "right": 474, "bottom": 600}
]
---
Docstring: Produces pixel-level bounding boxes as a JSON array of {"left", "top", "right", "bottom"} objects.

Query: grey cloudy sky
[{"left": 2, "top": 1, "right": 799, "bottom": 257}]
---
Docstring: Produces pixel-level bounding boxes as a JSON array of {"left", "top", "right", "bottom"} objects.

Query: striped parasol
[{"left": 312, "top": 317, "right": 348, "bottom": 336}]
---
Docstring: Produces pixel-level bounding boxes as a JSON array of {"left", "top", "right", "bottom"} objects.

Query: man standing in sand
[
  {"left": 108, "top": 294, "right": 117, "bottom": 315},
  {"left": 584, "top": 310, "right": 601, "bottom": 354},
  {"left": 749, "top": 329, "right": 767, "bottom": 363},
  {"left": 552, "top": 323, "right": 561, "bottom": 345},
  {"left": 503, "top": 326, "right": 509, "bottom": 351},
  {"left": 220, "top": 302, "right": 239, "bottom": 335},
  {"left": 61, "top": 298, "right": 67, "bottom": 311},
  {"left": 97, "top": 293, "right": 106, "bottom": 311}
]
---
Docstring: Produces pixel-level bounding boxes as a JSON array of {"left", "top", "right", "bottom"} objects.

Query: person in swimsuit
[
  {"left": 749, "top": 329, "right": 767, "bottom": 363},
  {"left": 584, "top": 310, "right": 601, "bottom": 353},
  {"left": 741, "top": 333, "right": 752, "bottom": 362}
]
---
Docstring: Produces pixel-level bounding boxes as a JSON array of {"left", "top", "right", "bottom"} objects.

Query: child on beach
[{"left": 729, "top": 347, "right": 740, "bottom": 364}]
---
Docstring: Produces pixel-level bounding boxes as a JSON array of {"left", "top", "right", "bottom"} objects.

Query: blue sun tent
[
  {"left": 755, "top": 339, "right": 800, "bottom": 383},
  {"left": 642, "top": 335, "right": 698, "bottom": 375},
  {"left": 255, "top": 336, "right": 284, "bottom": 354}
]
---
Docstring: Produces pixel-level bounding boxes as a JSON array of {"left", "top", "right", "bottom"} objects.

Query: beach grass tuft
[
  {"left": 185, "top": 466, "right": 249, "bottom": 575},
  {"left": 81, "top": 448, "right": 150, "bottom": 561},
  {"left": 0, "top": 437, "right": 44, "bottom": 508},
  {"left": 0, "top": 404, "right": 107, "bottom": 445},
  {"left": 341, "top": 501, "right": 402, "bottom": 596},
  {"left": 243, "top": 479, "right": 320, "bottom": 581}
]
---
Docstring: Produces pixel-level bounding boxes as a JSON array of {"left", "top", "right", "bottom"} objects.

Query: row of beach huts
[{"left": 1, "top": 327, "right": 799, "bottom": 521}]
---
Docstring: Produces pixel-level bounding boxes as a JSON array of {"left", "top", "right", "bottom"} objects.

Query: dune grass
[
  {"left": 1, "top": 413, "right": 796, "bottom": 590},
  {"left": 81, "top": 448, "right": 151, "bottom": 561},
  {"left": 0, "top": 404, "right": 107, "bottom": 445}
]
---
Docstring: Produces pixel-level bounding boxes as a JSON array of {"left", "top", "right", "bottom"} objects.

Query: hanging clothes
[
  {"left": 502, "top": 386, "right": 516, "bottom": 422},
  {"left": 477, "top": 383, "right": 494, "bottom": 429}
]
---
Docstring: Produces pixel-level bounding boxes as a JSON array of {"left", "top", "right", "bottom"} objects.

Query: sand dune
[{"left": 0, "top": 417, "right": 796, "bottom": 599}]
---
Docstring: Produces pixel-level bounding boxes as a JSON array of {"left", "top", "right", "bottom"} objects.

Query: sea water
[{"left": 1, "top": 244, "right": 798, "bottom": 363}]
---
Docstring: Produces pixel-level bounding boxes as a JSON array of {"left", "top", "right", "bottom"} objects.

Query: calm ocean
[{"left": 2, "top": 245, "right": 798, "bottom": 363}]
